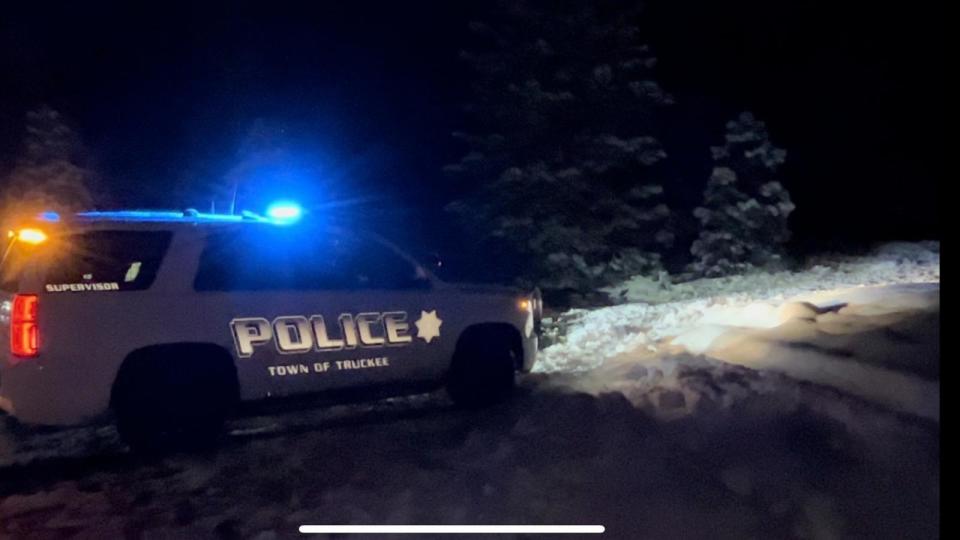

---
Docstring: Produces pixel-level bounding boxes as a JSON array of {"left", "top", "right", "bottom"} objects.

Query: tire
[
  {"left": 113, "top": 348, "right": 237, "bottom": 452},
  {"left": 446, "top": 331, "right": 518, "bottom": 408}
]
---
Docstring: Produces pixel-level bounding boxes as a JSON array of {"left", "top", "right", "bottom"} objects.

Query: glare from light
[
  {"left": 266, "top": 201, "right": 304, "bottom": 223},
  {"left": 739, "top": 302, "right": 783, "bottom": 328},
  {"left": 17, "top": 228, "right": 48, "bottom": 245}
]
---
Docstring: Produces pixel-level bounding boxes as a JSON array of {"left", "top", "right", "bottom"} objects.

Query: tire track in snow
[{"left": 706, "top": 334, "right": 940, "bottom": 422}]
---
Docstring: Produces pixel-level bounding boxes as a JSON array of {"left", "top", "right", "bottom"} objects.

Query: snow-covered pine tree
[
  {"left": 445, "top": 0, "right": 675, "bottom": 291},
  {"left": 1, "top": 106, "right": 97, "bottom": 219},
  {"left": 689, "top": 112, "right": 795, "bottom": 277},
  {"left": 218, "top": 118, "right": 288, "bottom": 214}
]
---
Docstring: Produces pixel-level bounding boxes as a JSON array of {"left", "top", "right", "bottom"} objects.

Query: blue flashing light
[
  {"left": 266, "top": 201, "right": 303, "bottom": 223},
  {"left": 37, "top": 211, "right": 61, "bottom": 222}
]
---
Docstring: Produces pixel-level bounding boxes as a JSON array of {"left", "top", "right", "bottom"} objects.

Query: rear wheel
[
  {"left": 446, "top": 329, "right": 518, "bottom": 408},
  {"left": 112, "top": 346, "right": 237, "bottom": 452}
]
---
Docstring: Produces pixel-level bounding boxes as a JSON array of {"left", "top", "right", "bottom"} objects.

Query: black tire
[
  {"left": 446, "top": 331, "right": 518, "bottom": 408},
  {"left": 113, "top": 347, "right": 237, "bottom": 452}
]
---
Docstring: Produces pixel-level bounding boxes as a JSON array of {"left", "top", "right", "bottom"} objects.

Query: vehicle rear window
[
  {"left": 194, "top": 227, "right": 428, "bottom": 291},
  {"left": 42, "top": 230, "right": 172, "bottom": 292}
]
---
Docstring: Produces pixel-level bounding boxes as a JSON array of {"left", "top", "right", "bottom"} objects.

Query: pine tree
[
  {"left": 219, "top": 118, "right": 288, "bottom": 214},
  {"left": 689, "top": 112, "right": 795, "bottom": 277},
  {"left": 445, "top": 0, "right": 675, "bottom": 291},
  {"left": 1, "top": 106, "right": 97, "bottom": 219}
]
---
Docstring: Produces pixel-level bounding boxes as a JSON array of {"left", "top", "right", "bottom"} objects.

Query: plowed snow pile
[
  {"left": 541, "top": 241, "right": 938, "bottom": 371},
  {"left": 537, "top": 242, "right": 939, "bottom": 421}
]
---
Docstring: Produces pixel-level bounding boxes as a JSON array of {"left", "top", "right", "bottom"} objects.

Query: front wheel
[{"left": 446, "top": 334, "right": 517, "bottom": 408}]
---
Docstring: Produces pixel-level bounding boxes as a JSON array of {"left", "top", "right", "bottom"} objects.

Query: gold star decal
[{"left": 414, "top": 310, "right": 443, "bottom": 343}]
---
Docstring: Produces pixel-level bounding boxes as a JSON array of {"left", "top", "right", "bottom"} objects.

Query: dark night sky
[{"left": 0, "top": 1, "right": 942, "bottom": 252}]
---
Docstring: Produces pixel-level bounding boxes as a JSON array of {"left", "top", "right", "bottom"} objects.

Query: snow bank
[
  {"left": 603, "top": 241, "right": 939, "bottom": 305},
  {"left": 540, "top": 241, "right": 939, "bottom": 372},
  {"left": 537, "top": 242, "right": 940, "bottom": 422}
]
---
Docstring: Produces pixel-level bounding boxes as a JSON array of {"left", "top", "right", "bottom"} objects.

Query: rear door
[{"left": 195, "top": 226, "right": 448, "bottom": 400}]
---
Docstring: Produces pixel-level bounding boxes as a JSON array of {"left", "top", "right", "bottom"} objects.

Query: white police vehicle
[{"left": 0, "top": 209, "right": 541, "bottom": 449}]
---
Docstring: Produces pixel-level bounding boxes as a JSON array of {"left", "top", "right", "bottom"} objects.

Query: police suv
[{"left": 0, "top": 210, "right": 541, "bottom": 449}]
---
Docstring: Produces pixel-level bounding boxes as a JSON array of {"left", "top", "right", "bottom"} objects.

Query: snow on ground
[
  {"left": 0, "top": 243, "right": 940, "bottom": 539},
  {"left": 0, "top": 371, "right": 940, "bottom": 539},
  {"left": 535, "top": 242, "right": 939, "bottom": 449},
  {"left": 538, "top": 242, "right": 940, "bottom": 372}
]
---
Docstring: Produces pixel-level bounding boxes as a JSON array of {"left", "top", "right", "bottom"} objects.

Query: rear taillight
[{"left": 11, "top": 294, "right": 39, "bottom": 358}]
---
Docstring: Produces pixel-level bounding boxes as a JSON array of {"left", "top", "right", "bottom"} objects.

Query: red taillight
[{"left": 11, "top": 294, "right": 39, "bottom": 358}]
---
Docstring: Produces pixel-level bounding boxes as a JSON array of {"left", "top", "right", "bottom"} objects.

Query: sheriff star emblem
[{"left": 414, "top": 310, "right": 442, "bottom": 343}]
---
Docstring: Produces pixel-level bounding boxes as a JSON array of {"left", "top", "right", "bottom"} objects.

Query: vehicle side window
[
  {"left": 194, "top": 228, "right": 428, "bottom": 291},
  {"left": 42, "top": 230, "right": 172, "bottom": 292},
  {"left": 336, "top": 237, "right": 430, "bottom": 290},
  {"left": 193, "top": 231, "right": 294, "bottom": 291}
]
